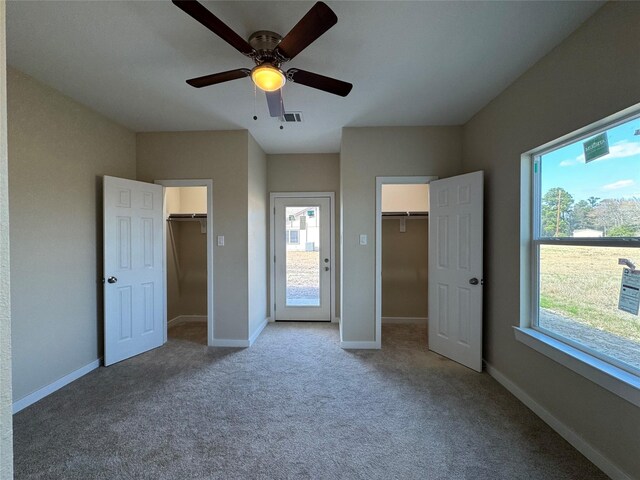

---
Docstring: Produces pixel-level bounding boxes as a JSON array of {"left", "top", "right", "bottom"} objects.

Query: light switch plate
[
  {"left": 359, "top": 234, "right": 367, "bottom": 246},
  {"left": 217, "top": 235, "right": 224, "bottom": 246}
]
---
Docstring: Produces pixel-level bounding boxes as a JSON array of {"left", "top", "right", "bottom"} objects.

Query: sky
[{"left": 540, "top": 117, "right": 640, "bottom": 202}]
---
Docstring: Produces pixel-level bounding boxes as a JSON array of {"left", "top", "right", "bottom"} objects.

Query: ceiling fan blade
[
  {"left": 266, "top": 90, "right": 285, "bottom": 118},
  {"left": 172, "top": 1, "right": 256, "bottom": 57},
  {"left": 186, "top": 69, "right": 250, "bottom": 88},
  {"left": 287, "top": 69, "right": 352, "bottom": 97},
  {"left": 275, "top": 2, "right": 337, "bottom": 61}
]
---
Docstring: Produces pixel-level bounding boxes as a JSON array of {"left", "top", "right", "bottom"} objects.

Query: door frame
[
  {"left": 155, "top": 179, "right": 214, "bottom": 346},
  {"left": 375, "top": 176, "right": 438, "bottom": 346},
  {"left": 269, "top": 192, "right": 336, "bottom": 322}
]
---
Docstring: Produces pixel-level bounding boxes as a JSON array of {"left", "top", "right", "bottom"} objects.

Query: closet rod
[
  {"left": 166, "top": 213, "right": 207, "bottom": 221},
  {"left": 382, "top": 212, "right": 428, "bottom": 218}
]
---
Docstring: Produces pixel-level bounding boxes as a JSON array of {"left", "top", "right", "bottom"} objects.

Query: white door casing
[
  {"left": 274, "top": 196, "right": 331, "bottom": 321},
  {"left": 104, "top": 176, "right": 164, "bottom": 366},
  {"left": 428, "top": 171, "right": 484, "bottom": 372}
]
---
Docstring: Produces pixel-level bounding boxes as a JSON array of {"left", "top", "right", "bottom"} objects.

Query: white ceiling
[{"left": 6, "top": 1, "right": 602, "bottom": 154}]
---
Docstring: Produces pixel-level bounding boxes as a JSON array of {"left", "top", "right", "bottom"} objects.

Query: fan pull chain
[
  {"left": 279, "top": 88, "right": 284, "bottom": 130},
  {"left": 278, "top": 87, "right": 284, "bottom": 130},
  {"left": 252, "top": 83, "right": 257, "bottom": 121}
]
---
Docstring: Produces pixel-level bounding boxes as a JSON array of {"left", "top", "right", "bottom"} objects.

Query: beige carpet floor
[{"left": 13, "top": 322, "right": 607, "bottom": 479}]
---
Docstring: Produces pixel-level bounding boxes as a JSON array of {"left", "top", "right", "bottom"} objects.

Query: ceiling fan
[{"left": 172, "top": 0, "right": 353, "bottom": 118}]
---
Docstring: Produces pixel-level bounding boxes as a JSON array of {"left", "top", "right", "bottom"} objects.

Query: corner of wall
[
  {"left": 0, "top": 2, "right": 15, "bottom": 478},
  {"left": 247, "top": 134, "right": 268, "bottom": 340}
]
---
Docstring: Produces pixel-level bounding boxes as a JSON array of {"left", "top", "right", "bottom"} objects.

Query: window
[
  {"left": 287, "top": 229, "right": 300, "bottom": 245},
  {"left": 530, "top": 111, "right": 640, "bottom": 380}
]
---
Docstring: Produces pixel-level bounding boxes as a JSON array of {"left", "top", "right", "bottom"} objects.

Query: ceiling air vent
[{"left": 281, "top": 112, "right": 303, "bottom": 123}]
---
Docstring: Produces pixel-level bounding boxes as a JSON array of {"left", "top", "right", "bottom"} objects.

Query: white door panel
[
  {"left": 104, "top": 176, "right": 164, "bottom": 365},
  {"left": 274, "top": 197, "right": 331, "bottom": 321},
  {"left": 428, "top": 171, "right": 483, "bottom": 371}
]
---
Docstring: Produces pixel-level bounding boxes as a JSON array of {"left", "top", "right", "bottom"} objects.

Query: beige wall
[
  {"left": 340, "top": 127, "right": 462, "bottom": 341},
  {"left": 166, "top": 186, "right": 207, "bottom": 215},
  {"left": 173, "top": 222, "right": 207, "bottom": 316},
  {"left": 8, "top": 68, "right": 137, "bottom": 401},
  {"left": 179, "top": 186, "right": 206, "bottom": 214},
  {"left": 0, "top": 4, "right": 14, "bottom": 478},
  {"left": 382, "top": 219, "right": 428, "bottom": 318},
  {"left": 165, "top": 187, "right": 207, "bottom": 320},
  {"left": 381, "top": 184, "right": 429, "bottom": 213},
  {"left": 462, "top": 2, "right": 640, "bottom": 477},
  {"left": 137, "top": 131, "right": 250, "bottom": 340},
  {"left": 247, "top": 135, "right": 267, "bottom": 336},
  {"left": 267, "top": 153, "right": 341, "bottom": 317}
]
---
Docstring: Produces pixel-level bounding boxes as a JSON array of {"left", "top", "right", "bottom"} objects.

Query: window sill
[{"left": 514, "top": 327, "right": 640, "bottom": 408}]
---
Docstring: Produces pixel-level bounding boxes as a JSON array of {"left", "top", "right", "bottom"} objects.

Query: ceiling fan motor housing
[{"left": 248, "top": 30, "right": 283, "bottom": 65}]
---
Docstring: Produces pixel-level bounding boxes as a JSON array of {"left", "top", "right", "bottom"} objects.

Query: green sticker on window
[{"left": 583, "top": 132, "right": 609, "bottom": 163}]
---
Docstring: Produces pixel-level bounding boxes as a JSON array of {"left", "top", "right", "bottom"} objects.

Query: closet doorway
[
  {"left": 376, "top": 177, "right": 435, "bottom": 345},
  {"left": 375, "top": 173, "right": 484, "bottom": 372},
  {"left": 156, "top": 180, "right": 214, "bottom": 346}
]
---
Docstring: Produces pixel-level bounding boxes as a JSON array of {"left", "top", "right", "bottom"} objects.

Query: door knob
[
  {"left": 107, "top": 276, "right": 118, "bottom": 284},
  {"left": 469, "top": 277, "right": 479, "bottom": 285}
]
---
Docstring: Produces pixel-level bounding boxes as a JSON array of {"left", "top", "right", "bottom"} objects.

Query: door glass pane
[{"left": 285, "top": 206, "right": 320, "bottom": 306}]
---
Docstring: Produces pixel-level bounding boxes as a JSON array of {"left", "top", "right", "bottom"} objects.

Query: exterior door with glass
[{"left": 274, "top": 197, "right": 331, "bottom": 321}]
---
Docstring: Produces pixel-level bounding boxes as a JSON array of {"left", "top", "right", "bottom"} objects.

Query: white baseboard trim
[
  {"left": 249, "top": 317, "right": 268, "bottom": 346},
  {"left": 168, "top": 315, "right": 207, "bottom": 326},
  {"left": 13, "top": 358, "right": 101, "bottom": 414},
  {"left": 382, "top": 316, "right": 428, "bottom": 324},
  {"left": 210, "top": 338, "right": 250, "bottom": 347},
  {"left": 485, "top": 363, "right": 633, "bottom": 480},
  {"left": 340, "top": 340, "right": 381, "bottom": 349}
]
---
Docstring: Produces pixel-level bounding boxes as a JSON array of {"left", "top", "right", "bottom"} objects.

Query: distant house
[
  {"left": 573, "top": 229, "right": 604, "bottom": 238},
  {"left": 286, "top": 207, "right": 320, "bottom": 252}
]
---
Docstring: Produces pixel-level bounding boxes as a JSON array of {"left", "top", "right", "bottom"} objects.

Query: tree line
[{"left": 542, "top": 187, "right": 640, "bottom": 237}]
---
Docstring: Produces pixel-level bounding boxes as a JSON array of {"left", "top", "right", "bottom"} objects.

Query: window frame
[{"left": 518, "top": 104, "right": 640, "bottom": 407}]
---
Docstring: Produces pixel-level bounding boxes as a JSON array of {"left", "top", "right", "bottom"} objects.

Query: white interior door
[
  {"left": 428, "top": 171, "right": 483, "bottom": 371},
  {"left": 104, "top": 176, "right": 164, "bottom": 366},
  {"left": 274, "top": 197, "right": 331, "bottom": 321}
]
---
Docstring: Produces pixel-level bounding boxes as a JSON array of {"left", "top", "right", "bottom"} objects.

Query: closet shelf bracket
[{"left": 166, "top": 213, "right": 207, "bottom": 234}]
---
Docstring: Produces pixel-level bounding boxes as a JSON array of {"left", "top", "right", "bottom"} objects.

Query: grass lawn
[{"left": 540, "top": 245, "right": 640, "bottom": 343}]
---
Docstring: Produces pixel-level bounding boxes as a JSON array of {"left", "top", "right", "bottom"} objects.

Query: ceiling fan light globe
[{"left": 251, "top": 65, "right": 286, "bottom": 92}]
